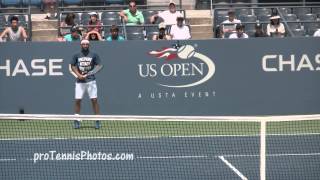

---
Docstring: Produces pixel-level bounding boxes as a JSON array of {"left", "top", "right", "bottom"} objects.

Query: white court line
[
  {"left": 1, "top": 132, "right": 320, "bottom": 141},
  {"left": 219, "top": 156, "right": 248, "bottom": 180},
  {"left": 221, "top": 152, "right": 320, "bottom": 158},
  {"left": 0, "top": 158, "right": 16, "bottom": 162},
  {"left": 137, "top": 155, "right": 208, "bottom": 159}
]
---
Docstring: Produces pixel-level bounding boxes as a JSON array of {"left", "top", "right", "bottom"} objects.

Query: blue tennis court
[{"left": 1, "top": 134, "right": 319, "bottom": 179}]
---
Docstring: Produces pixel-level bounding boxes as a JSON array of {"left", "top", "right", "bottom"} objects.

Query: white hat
[
  {"left": 88, "top": 12, "right": 98, "bottom": 16},
  {"left": 158, "top": 22, "right": 166, "bottom": 29},
  {"left": 169, "top": 0, "right": 176, "bottom": 5},
  {"left": 270, "top": 15, "right": 280, "bottom": 20},
  {"left": 80, "top": 39, "right": 90, "bottom": 45}
]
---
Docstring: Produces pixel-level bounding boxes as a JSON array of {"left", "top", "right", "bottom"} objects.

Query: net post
[{"left": 260, "top": 119, "right": 266, "bottom": 180}]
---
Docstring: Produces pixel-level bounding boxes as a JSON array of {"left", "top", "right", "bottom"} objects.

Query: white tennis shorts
[{"left": 75, "top": 80, "right": 98, "bottom": 99}]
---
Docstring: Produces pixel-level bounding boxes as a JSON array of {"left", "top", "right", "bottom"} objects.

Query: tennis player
[{"left": 70, "top": 39, "right": 103, "bottom": 129}]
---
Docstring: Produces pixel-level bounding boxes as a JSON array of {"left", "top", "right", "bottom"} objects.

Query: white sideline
[
  {"left": 219, "top": 156, "right": 248, "bottom": 180},
  {"left": 1, "top": 113, "right": 320, "bottom": 122}
]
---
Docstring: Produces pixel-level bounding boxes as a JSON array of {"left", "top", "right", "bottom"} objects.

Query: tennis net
[{"left": 0, "top": 114, "right": 320, "bottom": 180}]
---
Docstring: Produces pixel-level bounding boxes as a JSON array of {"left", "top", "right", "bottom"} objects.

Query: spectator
[
  {"left": 254, "top": 24, "right": 267, "bottom": 37},
  {"left": 85, "top": 30, "right": 103, "bottom": 41},
  {"left": 222, "top": 9, "right": 241, "bottom": 35},
  {"left": 87, "top": 12, "right": 102, "bottom": 34},
  {"left": 229, "top": 24, "right": 249, "bottom": 39},
  {"left": 60, "top": 13, "right": 77, "bottom": 36},
  {"left": 106, "top": 25, "right": 125, "bottom": 41},
  {"left": 119, "top": 0, "right": 144, "bottom": 25},
  {"left": 150, "top": 1, "right": 183, "bottom": 25},
  {"left": 313, "top": 29, "right": 320, "bottom": 37},
  {"left": 43, "top": 0, "right": 57, "bottom": 19},
  {"left": 63, "top": 26, "right": 82, "bottom": 42},
  {"left": 266, "top": 14, "right": 285, "bottom": 37},
  {"left": 152, "top": 22, "right": 171, "bottom": 40},
  {"left": 0, "top": 16, "right": 27, "bottom": 42},
  {"left": 170, "top": 16, "right": 191, "bottom": 40}
]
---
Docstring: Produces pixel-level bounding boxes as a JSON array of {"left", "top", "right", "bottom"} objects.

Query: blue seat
[
  {"left": 299, "top": 14, "right": 317, "bottom": 21},
  {"left": 105, "top": 0, "right": 124, "bottom": 5},
  {"left": 2, "top": 0, "right": 22, "bottom": 7},
  {"left": 145, "top": 25, "right": 158, "bottom": 40},
  {"left": 258, "top": 15, "right": 271, "bottom": 23},
  {"left": 63, "top": 0, "right": 81, "bottom": 5},
  {"left": 101, "top": 11, "right": 119, "bottom": 19},
  {"left": 254, "top": 8, "right": 271, "bottom": 17},
  {"left": 22, "top": 0, "right": 42, "bottom": 7},
  {"left": 303, "top": 22, "right": 320, "bottom": 36},
  {"left": 102, "top": 18, "right": 121, "bottom": 26},
  {"left": 125, "top": 26, "right": 144, "bottom": 40},
  {"left": 284, "top": 14, "right": 297, "bottom": 22},
  {"left": 291, "top": 29, "right": 306, "bottom": 37}
]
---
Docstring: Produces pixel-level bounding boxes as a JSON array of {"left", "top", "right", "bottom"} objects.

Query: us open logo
[{"left": 139, "top": 45, "right": 216, "bottom": 88}]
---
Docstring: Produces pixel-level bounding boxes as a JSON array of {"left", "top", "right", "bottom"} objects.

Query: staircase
[
  {"left": 31, "top": 14, "right": 58, "bottom": 41},
  {"left": 186, "top": 10, "right": 213, "bottom": 40}
]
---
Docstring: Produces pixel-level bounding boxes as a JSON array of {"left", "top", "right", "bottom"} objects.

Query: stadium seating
[
  {"left": 292, "top": 7, "right": 312, "bottom": 18},
  {"left": 125, "top": 26, "right": 144, "bottom": 40},
  {"left": 101, "top": 11, "right": 119, "bottom": 19},
  {"left": 291, "top": 28, "right": 306, "bottom": 37},
  {"left": 254, "top": 8, "right": 271, "bottom": 17},
  {"left": 283, "top": 14, "right": 298, "bottom": 21},
  {"left": 80, "top": 12, "right": 90, "bottom": 21},
  {"left": 145, "top": 25, "right": 158, "bottom": 40},
  {"left": 102, "top": 17, "right": 121, "bottom": 26},
  {"left": 105, "top": 0, "right": 124, "bottom": 5},
  {"left": 303, "top": 22, "right": 320, "bottom": 36},
  {"left": 22, "top": 0, "right": 42, "bottom": 7},
  {"left": 257, "top": 14, "right": 271, "bottom": 23},
  {"left": 299, "top": 14, "right": 317, "bottom": 21},
  {"left": 142, "top": 10, "right": 158, "bottom": 24},
  {"left": 62, "top": 0, "right": 82, "bottom": 6},
  {"left": 1, "top": 0, "right": 21, "bottom": 7}
]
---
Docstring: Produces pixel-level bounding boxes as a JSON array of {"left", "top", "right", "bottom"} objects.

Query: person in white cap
[
  {"left": 149, "top": 1, "right": 183, "bottom": 25},
  {"left": 70, "top": 39, "right": 103, "bottom": 129},
  {"left": 266, "top": 14, "right": 285, "bottom": 37},
  {"left": 313, "top": 29, "right": 320, "bottom": 37},
  {"left": 152, "top": 22, "right": 171, "bottom": 40},
  {"left": 87, "top": 12, "right": 102, "bottom": 34}
]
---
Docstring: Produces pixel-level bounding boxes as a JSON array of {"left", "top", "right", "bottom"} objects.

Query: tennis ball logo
[
  {"left": 177, "top": 45, "right": 195, "bottom": 59},
  {"left": 159, "top": 45, "right": 216, "bottom": 88}
]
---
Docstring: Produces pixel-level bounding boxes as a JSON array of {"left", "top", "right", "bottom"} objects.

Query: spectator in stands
[
  {"left": 0, "top": 16, "right": 27, "bottom": 42},
  {"left": 63, "top": 26, "right": 82, "bottom": 42},
  {"left": 119, "top": 0, "right": 144, "bottom": 25},
  {"left": 313, "top": 29, "right": 320, "bottom": 37},
  {"left": 85, "top": 31, "right": 104, "bottom": 41},
  {"left": 106, "top": 25, "right": 125, "bottom": 41},
  {"left": 149, "top": 1, "right": 183, "bottom": 25},
  {"left": 60, "top": 13, "right": 77, "bottom": 36},
  {"left": 222, "top": 9, "right": 241, "bottom": 35},
  {"left": 170, "top": 16, "right": 191, "bottom": 40},
  {"left": 87, "top": 12, "right": 102, "bottom": 34},
  {"left": 266, "top": 14, "right": 285, "bottom": 37},
  {"left": 44, "top": 0, "right": 57, "bottom": 19},
  {"left": 254, "top": 24, "right": 267, "bottom": 37},
  {"left": 152, "top": 22, "right": 171, "bottom": 40},
  {"left": 229, "top": 24, "right": 248, "bottom": 39}
]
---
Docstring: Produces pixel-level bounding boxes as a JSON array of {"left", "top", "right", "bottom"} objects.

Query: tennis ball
[{"left": 177, "top": 45, "right": 195, "bottom": 59}]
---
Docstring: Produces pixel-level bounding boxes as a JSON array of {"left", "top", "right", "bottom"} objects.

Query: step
[
  {"left": 32, "top": 35, "right": 58, "bottom": 42},
  {"left": 32, "top": 29, "right": 58, "bottom": 41},
  {"left": 187, "top": 17, "right": 212, "bottom": 25},
  {"left": 190, "top": 25, "right": 213, "bottom": 33},
  {"left": 32, "top": 20, "right": 58, "bottom": 30},
  {"left": 191, "top": 32, "right": 213, "bottom": 40}
]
